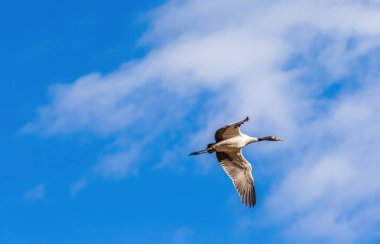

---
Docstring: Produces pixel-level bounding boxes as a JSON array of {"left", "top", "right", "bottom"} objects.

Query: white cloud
[
  {"left": 172, "top": 227, "right": 193, "bottom": 244},
  {"left": 266, "top": 79, "right": 380, "bottom": 241},
  {"left": 24, "top": 183, "right": 45, "bottom": 201},
  {"left": 27, "top": 0, "right": 380, "bottom": 241},
  {"left": 70, "top": 178, "right": 88, "bottom": 196},
  {"left": 94, "top": 149, "right": 141, "bottom": 179}
]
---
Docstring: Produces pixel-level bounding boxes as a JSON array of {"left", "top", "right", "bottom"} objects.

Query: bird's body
[
  {"left": 212, "top": 133, "right": 258, "bottom": 152},
  {"left": 189, "top": 116, "right": 283, "bottom": 208}
]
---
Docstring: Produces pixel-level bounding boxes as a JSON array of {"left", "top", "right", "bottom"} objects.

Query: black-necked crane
[{"left": 189, "top": 116, "right": 283, "bottom": 208}]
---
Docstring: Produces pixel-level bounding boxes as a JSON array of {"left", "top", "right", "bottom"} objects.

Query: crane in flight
[{"left": 189, "top": 116, "right": 283, "bottom": 208}]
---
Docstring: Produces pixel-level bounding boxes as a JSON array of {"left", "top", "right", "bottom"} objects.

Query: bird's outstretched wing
[
  {"left": 214, "top": 117, "right": 249, "bottom": 142},
  {"left": 216, "top": 150, "right": 256, "bottom": 208}
]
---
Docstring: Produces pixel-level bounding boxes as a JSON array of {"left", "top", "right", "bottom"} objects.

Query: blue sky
[{"left": 2, "top": 0, "right": 380, "bottom": 243}]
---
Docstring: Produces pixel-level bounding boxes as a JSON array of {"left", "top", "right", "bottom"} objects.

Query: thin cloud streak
[
  {"left": 70, "top": 178, "right": 88, "bottom": 196},
  {"left": 24, "top": 183, "right": 45, "bottom": 202}
]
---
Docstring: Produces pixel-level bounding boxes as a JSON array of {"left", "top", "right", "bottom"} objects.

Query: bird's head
[{"left": 269, "top": 136, "right": 284, "bottom": 141}]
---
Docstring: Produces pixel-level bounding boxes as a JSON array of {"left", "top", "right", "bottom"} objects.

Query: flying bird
[{"left": 189, "top": 116, "right": 283, "bottom": 208}]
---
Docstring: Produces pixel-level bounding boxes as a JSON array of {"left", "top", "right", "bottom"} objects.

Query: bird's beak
[{"left": 277, "top": 138, "right": 284, "bottom": 141}]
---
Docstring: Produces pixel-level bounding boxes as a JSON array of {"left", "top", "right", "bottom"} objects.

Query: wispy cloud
[
  {"left": 24, "top": 183, "right": 45, "bottom": 202},
  {"left": 94, "top": 149, "right": 141, "bottom": 179},
  {"left": 266, "top": 80, "right": 380, "bottom": 241},
  {"left": 70, "top": 178, "right": 88, "bottom": 196},
  {"left": 172, "top": 227, "right": 193, "bottom": 244},
  {"left": 26, "top": 0, "right": 380, "bottom": 241}
]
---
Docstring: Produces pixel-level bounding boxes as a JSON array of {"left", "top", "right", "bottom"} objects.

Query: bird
[{"left": 189, "top": 116, "right": 283, "bottom": 208}]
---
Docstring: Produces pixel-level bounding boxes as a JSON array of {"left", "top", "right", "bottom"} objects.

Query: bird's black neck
[{"left": 258, "top": 136, "right": 272, "bottom": 141}]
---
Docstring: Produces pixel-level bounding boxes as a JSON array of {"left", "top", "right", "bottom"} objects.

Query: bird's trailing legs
[
  {"left": 189, "top": 149, "right": 208, "bottom": 156},
  {"left": 189, "top": 144, "right": 215, "bottom": 156}
]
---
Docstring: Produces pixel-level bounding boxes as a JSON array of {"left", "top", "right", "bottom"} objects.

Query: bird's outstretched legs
[
  {"left": 189, "top": 146, "right": 215, "bottom": 156},
  {"left": 189, "top": 150, "right": 208, "bottom": 156}
]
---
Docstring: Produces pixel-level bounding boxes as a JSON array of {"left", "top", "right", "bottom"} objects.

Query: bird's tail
[
  {"left": 207, "top": 143, "right": 215, "bottom": 150},
  {"left": 189, "top": 143, "right": 215, "bottom": 156}
]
